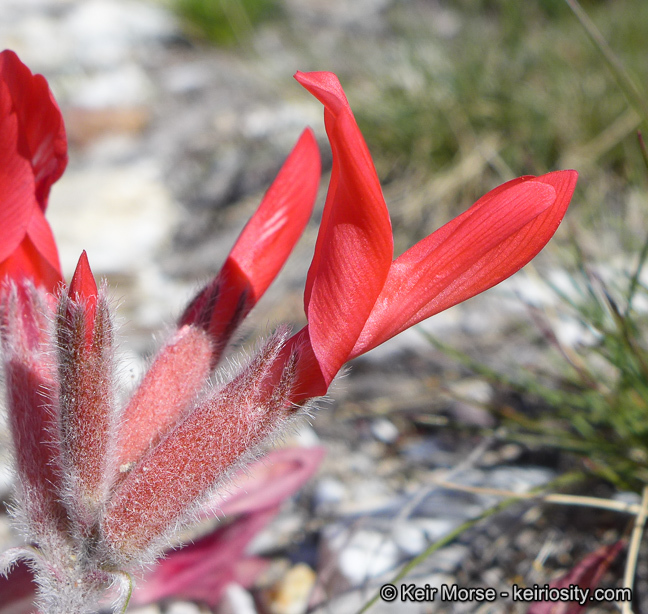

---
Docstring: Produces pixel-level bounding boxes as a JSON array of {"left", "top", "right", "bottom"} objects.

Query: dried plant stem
[
  {"left": 354, "top": 494, "right": 521, "bottom": 614},
  {"left": 621, "top": 485, "right": 648, "bottom": 614},
  {"left": 433, "top": 478, "right": 642, "bottom": 515},
  {"left": 354, "top": 473, "right": 582, "bottom": 614},
  {"left": 115, "top": 571, "right": 134, "bottom": 614}
]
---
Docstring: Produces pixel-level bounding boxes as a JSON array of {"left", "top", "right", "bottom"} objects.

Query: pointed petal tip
[
  {"left": 294, "top": 71, "right": 349, "bottom": 115},
  {"left": 69, "top": 250, "right": 97, "bottom": 303}
]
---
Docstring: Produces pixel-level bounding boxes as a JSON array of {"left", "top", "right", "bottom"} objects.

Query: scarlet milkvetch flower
[
  {"left": 0, "top": 50, "right": 66, "bottom": 293},
  {"left": 0, "top": 50, "right": 577, "bottom": 614},
  {"left": 282, "top": 71, "right": 578, "bottom": 401}
]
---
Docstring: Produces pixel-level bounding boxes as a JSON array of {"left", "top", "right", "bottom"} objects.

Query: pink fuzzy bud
[
  {"left": 116, "top": 325, "right": 213, "bottom": 471},
  {"left": 56, "top": 253, "right": 115, "bottom": 528},
  {"left": 102, "top": 327, "right": 299, "bottom": 559},
  {"left": 0, "top": 283, "right": 66, "bottom": 541}
]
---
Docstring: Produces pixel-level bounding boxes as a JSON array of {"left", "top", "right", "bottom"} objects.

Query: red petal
[
  {"left": 0, "top": 50, "right": 67, "bottom": 210},
  {"left": 132, "top": 507, "right": 277, "bottom": 609},
  {"left": 295, "top": 71, "right": 393, "bottom": 385},
  {"left": 527, "top": 539, "right": 625, "bottom": 614},
  {"left": 352, "top": 170, "right": 578, "bottom": 355},
  {"left": 66, "top": 251, "right": 98, "bottom": 351},
  {"left": 202, "top": 446, "right": 325, "bottom": 518},
  {"left": 0, "top": 51, "right": 65, "bottom": 290},
  {"left": 133, "top": 446, "right": 324, "bottom": 608},
  {"left": 228, "top": 127, "right": 320, "bottom": 302},
  {"left": 179, "top": 129, "right": 320, "bottom": 366},
  {"left": 0, "top": 560, "right": 37, "bottom": 614},
  {"left": 69, "top": 251, "right": 97, "bottom": 307},
  {"left": 0, "top": 79, "right": 35, "bottom": 263},
  {"left": 24, "top": 206, "right": 63, "bottom": 290},
  {"left": 0, "top": 231, "right": 62, "bottom": 294}
]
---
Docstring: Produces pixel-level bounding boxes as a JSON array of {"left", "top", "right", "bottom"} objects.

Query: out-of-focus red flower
[
  {"left": 0, "top": 447, "right": 325, "bottom": 614},
  {"left": 527, "top": 540, "right": 626, "bottom": 614},
  {"left": 0, "top": 49, "right": 66, "bottom": 292},
  {"left": 131, "top": 447, "right": 325, "bottom": 609},
  {"left": 287, "top": 71, "right": 578, "bottom": 400}
]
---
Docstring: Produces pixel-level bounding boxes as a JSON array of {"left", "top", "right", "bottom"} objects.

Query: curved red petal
[
  {"left": 0, "top": 233, "right": 62, "bottom": 293},
  {"left": 179, "top": 129, "right": 320, "bottom": 367},
  {"left": 25, "top": 206, "right": 63, "bottom": 289},
  {"left": 228, "top": 127, "right": 320, "bottom": 301},
  {"left": 0, "top": 50, "right": 67, "bottom": 210},
  {"left": 295, "top": 71, "right": 393, "bottom": 385},
  {"left": 0, "top": 79, "right": 35, "bottom": 262},
  {"left": 352, "top": 170, "right": 578, "bottom": 355}
]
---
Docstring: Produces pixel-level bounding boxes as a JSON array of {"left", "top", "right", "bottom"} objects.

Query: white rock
[
  {"left": 416, "top": 517, "right": 460, "bottom": 542},
  {"left": 64, "top": 0, "right": 177, "bottom": 68},
  {"left": 428, "top": 544, "right": 469, "bottom": 572},
  {"left": 218, "top": 584, "right": 258, "bottom": 614},
  {"left": 48, "top": 161, "right": 178, "bottom": 278},
  {"left": 68, "top": 64, "right": 154, "bottom": 108},
  {"left": 127, "top": 605, "right": 161, "bottom": 614},
  {"left": 336, "top": 529, "right": 399, "bottom": 584},
  {"left": 370, "top": 418, "right": 399, "bottom": 444},
  {"left": 485, "top": 466, "right": 555, "bottom": 493},
  {"left": 165, "top": 602, "right": 203, "bottom": 614},
  {"left": 314, "top": 477, "right": 347, "bottom": 507},
  {"left": 391, "top": 521, "right": 427, "bottom": 556},
  {"left": 3, "top": 15, "right": 75, "bottom": 72}
]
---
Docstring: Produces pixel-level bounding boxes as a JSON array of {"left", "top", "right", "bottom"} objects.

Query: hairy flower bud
[
  {"left": 56, "top": 253, "right": 116, "bottom": 530},
  {"left": 0, "top": 283, "right": 66, "bottom": 542},
  {"left": 116, "top": 324, "right": 213, "bottom": 471},
  {"left": 102, "top": 327, "right": 299, "bottom": 559}
]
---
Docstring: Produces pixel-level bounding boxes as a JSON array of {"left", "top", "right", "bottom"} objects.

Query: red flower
[
  {"left": 286, "top": 71, "right": 578, "bottom": 400},
  {"left": 0, "top": 49, "right": 67, "bottom": 292}
]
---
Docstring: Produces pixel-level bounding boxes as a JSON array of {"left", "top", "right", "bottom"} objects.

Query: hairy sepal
[
  {"left": 56, "top": 281, "right": 117, "bottom": 532},
  {"left": 116, "top": 324, "right": 213, "bottom": 472},
  {"left": 101, "top": 327, "right": 300, "bottom": 562},
  {"left": 0, "top": 283, "right": 67, "bottom": 545}
]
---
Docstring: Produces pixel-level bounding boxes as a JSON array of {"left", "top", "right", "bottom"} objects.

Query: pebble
[
  {"left": 391, "top": 521, "right": 428, "bottom": 556},
  {"left": 416, "top": 517, "right": 461, "bottom": 542},
  {"left": 324, "top": 527, "right": 400, "bottom": 585},
  {"left": 48, "top": 161, "right": 178, "bottom": 278},
  {"left": 164, "top": 602, "right": 203, "bottom": 614},
  {"left": 265, "top": 563, "right": 316, "bottom": 614},
  {"left": 370, "top": 417, "right": 399, "bottom": 444},
  {"left": 217, "top": 584, "right": 258, "bottom": 614},
  {"left": 313, "top": 476, "right": 347, "bottom": 508},
  {"left": 69, "top": 63, "right": 154, "bottom": 108}
]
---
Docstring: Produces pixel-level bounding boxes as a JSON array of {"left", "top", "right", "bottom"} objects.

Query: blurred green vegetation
[
  {"left": 171, "top": 0, "right": 281, "bottom": 46},
  {"left": 426, "top": 240, "right": 648, "bottom": 492},
  {"left": 410, "top": 0, "right": 648, "bottom": 492},
  {"left": 357, "top": 0, "right": 648, "bottom": 180}
]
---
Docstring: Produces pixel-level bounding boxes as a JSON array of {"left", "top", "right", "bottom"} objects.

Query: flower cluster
[{"left": 0, "top": 49, "right": 577, "bottom": 613}]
